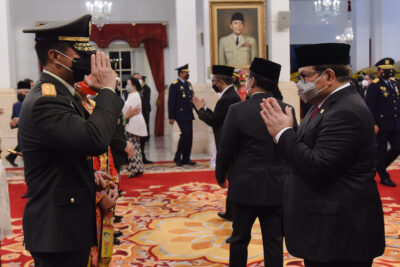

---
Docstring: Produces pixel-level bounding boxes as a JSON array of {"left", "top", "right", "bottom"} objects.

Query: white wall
[{"left": 0, "top": 0, "right": 14, "bottom": 88}]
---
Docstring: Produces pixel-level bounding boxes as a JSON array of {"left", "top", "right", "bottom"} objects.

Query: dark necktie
[
  {"left": 236, "top": 36, "right": 239, "bottom": 46},
  {"left": 310, "top": 106, "right": 319, "bottom": 120}
]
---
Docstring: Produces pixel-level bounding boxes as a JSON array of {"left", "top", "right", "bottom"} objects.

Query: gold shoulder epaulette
[
  {"left": 41, "top": 83, "right": 57, "bottom": 97},
  {"left": 390, "top": 77, "right": 396, "bottom": 81},
  {"left": 173, "top": 80, "right": 178, "bottom": 85},
  {"left": 372, "top": 78, "right": 380, "bottom": 84}
]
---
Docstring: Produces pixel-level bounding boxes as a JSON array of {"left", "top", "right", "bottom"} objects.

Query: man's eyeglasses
[{"left": 296, "top": 71, "right": 320, "bottom": 82}]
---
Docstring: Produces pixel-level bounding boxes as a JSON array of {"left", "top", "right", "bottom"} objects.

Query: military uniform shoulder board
[
  {"left": 390, "top": 77, "right": 396, "bottom": 81},
  {"left": 41, "top": 83, "right": 57, "bottom": 97},
  {"left": 372, "top": 78, "right": 380, "bottom": 84},
  {"left": 173, "top": 80, "right": 178, "bottom": 85}
]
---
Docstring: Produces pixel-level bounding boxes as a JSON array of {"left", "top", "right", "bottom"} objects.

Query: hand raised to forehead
[{"left": 84, "top": 51, "right": 116, "bottom": 91}]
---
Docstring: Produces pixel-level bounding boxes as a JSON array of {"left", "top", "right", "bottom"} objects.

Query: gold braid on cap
[{"left": 73, "top": 42, "right": 96, "bottom": 52}]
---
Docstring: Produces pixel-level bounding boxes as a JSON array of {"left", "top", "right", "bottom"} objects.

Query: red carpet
[{"left": 2, "top": 168, "right": 400, "bottom": 266}]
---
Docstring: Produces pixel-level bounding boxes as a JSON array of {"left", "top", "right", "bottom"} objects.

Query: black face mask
[
  {"left": 56, "top": 50, "right": 92, "bottom": 82},
  {"left": 212, "top": 84, "right": 220, "bottom": 93},
  {"left": 70, "top": 55, "right": 92, "bottom": 83},
  {"left": 382, "top": 69, "right": 392, "bottom": 80},
  {"left": 17, "top": 94, "right": 25, "bottom": 102}
]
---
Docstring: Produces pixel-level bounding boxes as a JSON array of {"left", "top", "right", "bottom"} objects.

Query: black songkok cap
[
  {"left": 231, "top": 12, "right": 244, "bottom": 23},
  {"left": 250, "top": 57, "right": 281, "bottom": 82},
  {"left": 17, "top": 81, "right": 31, "bottom": 89},
  {"left": 295, "top": 43, "right": 350, "bottom": 68},
  {"left": 212, "top": 65, "right": 235, "bottom": 76},
  {"left": 23, "top": 14, "right": 96, "bottom": 55},
  {"left": 175, "top": 64, "right": 189, "bottom": 73},
  {"left": 375, "top": 57, "right": 395, "bottom": 69}
]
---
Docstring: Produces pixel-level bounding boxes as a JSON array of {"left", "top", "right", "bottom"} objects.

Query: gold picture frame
[{"left": 209, "top": 0, "right": 266, "bottom": 69}]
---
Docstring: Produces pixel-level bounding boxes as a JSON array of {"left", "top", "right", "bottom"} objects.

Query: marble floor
[{"left": 2, "top": 135, "right": 212, "bottom": 168}]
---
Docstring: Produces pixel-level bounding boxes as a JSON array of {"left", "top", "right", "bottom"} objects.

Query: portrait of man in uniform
[
  {"left": 218, "top": 12, "right": 258, "bottom": 66},
  {"left": 210, "top": 0, "right": 266, "bottom": 68}
]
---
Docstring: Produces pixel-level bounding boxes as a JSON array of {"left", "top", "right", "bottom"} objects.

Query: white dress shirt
[{"left": 123, "top": 91, "right": 148, "bottom": 137}]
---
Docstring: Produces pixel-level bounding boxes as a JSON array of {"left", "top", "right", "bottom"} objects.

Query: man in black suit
[
  {"left": 132, "top": 72, "right": 153, "bottom": 164},
  {"left": 168, "top": 64, "right": 196, "bottom": 166},
  {"left": 216, "top": 58, "right": 296, "bottom": 267},
  {"left": 261, "top": 43, "right": 385, "bottom": 267},
  {"left": 20, "top": 15, "right": 124, "bottom": 267},
  {"left": 365, "top": 57, "right": 400, "bottom": 187},
  {"left": 193, "top": 65, "right": 241, "bottom": 223}
]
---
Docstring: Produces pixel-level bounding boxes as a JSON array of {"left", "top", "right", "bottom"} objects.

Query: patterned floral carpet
[{"left": 2, "top": 161, "right": 400, "bottom": 266}]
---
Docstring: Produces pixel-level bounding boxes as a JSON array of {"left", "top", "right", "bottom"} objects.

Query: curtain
[{"left": 144, "top": 39, "right": 165, "bottom": 136}]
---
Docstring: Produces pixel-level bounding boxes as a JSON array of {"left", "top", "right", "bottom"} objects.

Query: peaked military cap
[
  {"left": 375, "top": 57, "right": 395, "bottom": 69},
  {"left": 212, "top": 65, "right": 234, "bottom": 76},
  {"left": 295, "top": 43, "right": 350, "bottom": 68},
  {"left": 175, "top": 64, "right": 189, "bottom": 73},
  {"left": 23, "top": 14, "right": 96, "bottom": 55},
  {"left": 250, "top": 57, "right": 281, "bottom": 82},
  {"left": 231, "top": 12, "right": 244, "bottom": 22}
]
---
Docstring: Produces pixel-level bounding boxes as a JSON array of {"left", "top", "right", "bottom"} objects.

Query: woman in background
[{"left": 123, "top": 77, "right": 148, "bottom": 178}]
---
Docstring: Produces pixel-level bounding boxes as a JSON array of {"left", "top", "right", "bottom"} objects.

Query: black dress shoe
[
  {"left": 217, "top": 212, "right": 233, "bottom": 221},
  {"left": 114, "top": 238, "right": 121, "bottom": 245},
  {"left": 5, "top": 154, "right": 18, "bottom": 167},
  {"left": 182, "top": 161, "right": 197, "bottom": 166},
  {"left": 226, "top": 237, "right": 232, "bottom": 243},
  {"left": 143, "top": 159, "right": 154, "bottom": 164},
  {"left": 174, "top": 160, "right": 184, "bottom": 167},
  {"left": 114, "top": 231, "right": 123, "bottom": 238},
  {"left": 381, "top": 179, "right": 396, "bottom": 187}
]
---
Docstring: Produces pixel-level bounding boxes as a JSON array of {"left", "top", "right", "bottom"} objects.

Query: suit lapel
[
  {"left": 298, "top": 86, "right": 353, "bottom": 138},
  {"left": 297, "top": 108, "right": 314, "bottom": 137},
  {"left": 237, "top": 35, "right": 245, "bottom": 48}
]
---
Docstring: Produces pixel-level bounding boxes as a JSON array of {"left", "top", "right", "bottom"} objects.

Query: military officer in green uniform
[
  {"left": 19, "top": 14, "right": 124, "bottom": 267},
  {"left": 219, "top": 12, "right": 258, "bottom": 66}
]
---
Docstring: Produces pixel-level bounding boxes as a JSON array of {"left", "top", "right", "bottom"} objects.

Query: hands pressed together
[{"left": 259, "top": 97, "right": 294, "bottom": 139}]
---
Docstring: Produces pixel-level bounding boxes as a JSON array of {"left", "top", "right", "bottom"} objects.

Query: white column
[
  {"left": 352, "top": 0, "right": 371, "bottom": 71},
  {"left": 202, "top": 0, "right": 211, "bottom": 83},
  {"left": 268, "top": 0, "right": 290, "bottom": 81},
  {"left": 370, "top": 0, "right": 382, "bottom": 65},
  {"left": 0, "top": 0, "right": 13, "bottom": 88},
  {"left": 175, "top": 0, "right": 198, "bottom": 83}
]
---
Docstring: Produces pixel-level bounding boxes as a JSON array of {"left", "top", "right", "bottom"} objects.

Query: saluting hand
[
  {"left": 84, "top": 51, "right": 116, "bottom": 91},
  {"left": 260, "top": 97, "right": 293, "bottom": 138}
]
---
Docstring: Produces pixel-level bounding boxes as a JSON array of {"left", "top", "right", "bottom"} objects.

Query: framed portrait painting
[{"left": 209, "top": 0, "right": 266, "bottom": 69}]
